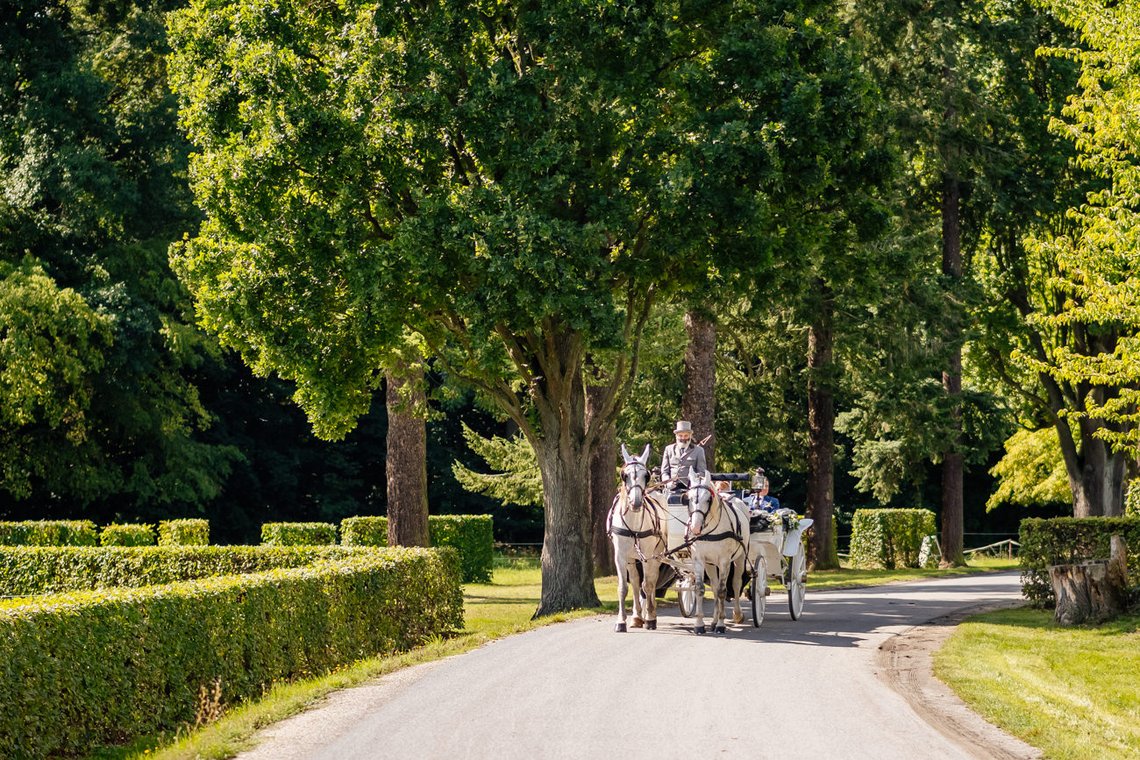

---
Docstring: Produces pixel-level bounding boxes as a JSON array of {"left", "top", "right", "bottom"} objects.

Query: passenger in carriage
[
  {"left": 743, "top": 468, "right": 781, "bottom": 515},
  {"left": 659, "top": 420, "right": 707, "bottom": 496}
]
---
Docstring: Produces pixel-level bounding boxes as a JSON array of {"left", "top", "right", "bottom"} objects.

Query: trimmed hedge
[
  {"left": 849, "top": 508, "right": 937, "bottom": 569},
  {"left": 0, "top": 546, "right": 384, "bottom": 597},
  {"left": 158, "top": 518, "right": 209, "bottom": 546},
  {"left": 100, "top": 523, "right": 156, "bottom": 547},
  {"left": 341, "top": 515, "right": 389, "bottom": 547},
  {"left": 0, "top": 548, "right": 463, "bottom": 758},
  {"left": 341, "top": 515, "right": 494, "bottom": 583},
  {"left": 261, "top": 522, "right": 337, "bottom": 546},
  {"left": 0, "top": 520, "right": 98, "bottom": 547},
  {"left": 1019, "top": 517, "right": 1140, "bottom": 606}
]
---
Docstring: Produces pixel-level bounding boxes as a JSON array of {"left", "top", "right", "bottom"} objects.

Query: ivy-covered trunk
[
  {"left": 683, "top": 310, "right": 717, "bottom": 471},
  {"left": 806, "top": 291, "right": 839, "bottom": 570},
  {"left": 385, "top": 369, "right": 429, "bottom": 547}
]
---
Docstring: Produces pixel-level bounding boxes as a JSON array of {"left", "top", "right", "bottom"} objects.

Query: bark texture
[
  {"left": 683, "top": 310, "right": 717, "bottom": 471},
  {"left": 385, "top": 368, "right": 430, "bottom": 547},
  {"left": 806, "top": 290, "right": 839, "bottom": 570},
  {"left": 587, "top": 385, "right": 617, "bottom": 576},
  {"left": 940, "top": 173, "right": 965, "bottom": 566}
]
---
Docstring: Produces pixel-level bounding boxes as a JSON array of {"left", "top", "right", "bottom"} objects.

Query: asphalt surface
[{"left": 237, "top": 572, "right": 1027, "bottom": 760}]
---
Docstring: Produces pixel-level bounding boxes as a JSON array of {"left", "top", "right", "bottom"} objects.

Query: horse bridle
[{"left": 620, "top": 460, "right": 649, "bottom": 511}]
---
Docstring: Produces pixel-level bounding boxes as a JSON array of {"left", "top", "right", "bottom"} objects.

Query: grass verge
[
  {"left": 934, "top": 607, "right": 1140, "bottom": 760},
  {"left": 91, "top": 553, "right": 1017, "bottom": 759}
]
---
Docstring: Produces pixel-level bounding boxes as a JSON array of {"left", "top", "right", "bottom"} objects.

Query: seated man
[{"left": 742, "top": 468, "right": 780, "bottom": 514}]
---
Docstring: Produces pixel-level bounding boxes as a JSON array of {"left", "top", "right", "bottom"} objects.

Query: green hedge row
[
  {"left": 261, "top": 522, "right": 337, "bottom": 546},
  {"left": 0, "top": 521, "right": 98, "bottom": 546},
  {"left": 158, "top": 518, "right": 209, "bottom": 546},
  {"left": 100, "top": 524, "right": 156, "bottom": 547},
  {"left": 849, "top": 508, "right": 937, "bottom": 569},
  {"left": 0, "top": 548, "right": 463, "bottom": 758},
  {"left": 0, "top": 546, "right": 386, "bottom": 597},
  {"left": 341, "top": 515, "right": 493, "bottom": 582},
  {"left": 1019, "top": 517, "right": 1140, "bottom": 605}
]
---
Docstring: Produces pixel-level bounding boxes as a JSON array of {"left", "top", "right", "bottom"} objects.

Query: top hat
[{"left": 674, "top": 420, "right": 692, "bottom": 434}]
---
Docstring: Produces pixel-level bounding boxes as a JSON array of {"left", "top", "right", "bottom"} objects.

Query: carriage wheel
[
  {"left": 787, "top": 550, "right": 806, "bottom": 620},
  {"left": 678, "top": 584, "right": 697, "bottom": 618},
  {"left": 750, "top": 559, "right": 766, "bottom": 628}
]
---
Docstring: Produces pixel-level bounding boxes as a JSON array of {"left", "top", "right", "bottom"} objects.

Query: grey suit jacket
[{"left": 660, "top": 443, "right": 707, "bottom": 488}]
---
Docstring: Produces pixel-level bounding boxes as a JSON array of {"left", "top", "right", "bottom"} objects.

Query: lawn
[
  {"left": 935, "top": 607, "right": 1140, "bottom": 760},
  {"left": 101, "top": 553, "right": 1017, "bottom": 759}
]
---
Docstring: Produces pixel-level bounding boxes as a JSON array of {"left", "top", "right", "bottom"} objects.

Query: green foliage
[
  {"left": 0, "top": 548, "right": 463, "bottom": 757},
  {"left": 0, "top": 545, "right": 384, "bottom": 596},
  {"left": 99, "top": 523, "right": 156, "bottom": 547},
  {"left": 0, "top": 0, "right": 245, "bottom": 513},
  {"left": 0, "top": 262, "right": 114, "bottom": 499},
  {"left": 1127, "top": 481, "right": 1140, "bottom": 518},
  {"left": 157, "top": 518, "right": 209, "bottom": 546},
  {"left": 340, "top": 515, "right": 493, "bottom": 583},
  {"left": 1018, "top": 517, "right": 1140, "bottom": 606},
  {"left": 451, "top": 424, "right": 542, "bottom": 508},
  {"left": 1028, "top": 0, "right": 1140, "bottom": 459},
  {"left": 260, "top": 522, "right": 337, "bottom": 546},
  {"left": 0, "top": 520, "right": 98, "bottom": 547},
  {"left": 987, "top": 427, "right": 1074, "bottom": 511},
  {"left": 849, "top": 508, "right": 938, "bottom": 569}
]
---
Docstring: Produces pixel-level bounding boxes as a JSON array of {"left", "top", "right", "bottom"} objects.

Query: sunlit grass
[{"left": 935, "top": 608, "right": 1140, "bottom": 760}]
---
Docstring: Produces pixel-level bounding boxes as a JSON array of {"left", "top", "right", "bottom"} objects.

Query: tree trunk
[
  {"left": 385, "top": 368, "right": 430, "bottom": 547},
  {"left": 526, "top": 337, "right": 601, "bottom": 616},
  {"left": 806, "top": 288, "right": 839, "bottom": 570},
  {"left": 587, "top": 385, "right": 617, "bottom": 576},
  {"left": 940, "top": 172, "right": 965, "bottom": 567},
  {"left": 535, "top": 433, "right": 600, "bottom": 615},
  {"left": 683, "top": 310, "right": 717, "bottom": 471},
  {"left": 1054, "top": 417, "right": 1128, "bottom": 517}
]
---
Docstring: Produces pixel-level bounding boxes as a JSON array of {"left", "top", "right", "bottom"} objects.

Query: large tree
[{"left": 171, "top": 0, "right": 841, "bottom": 613}]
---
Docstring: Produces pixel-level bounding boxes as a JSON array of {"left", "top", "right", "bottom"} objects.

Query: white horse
[
  {"left": 608, "top": 443, "right": 668, "bottom": 633},
  {"left": 685, "top": 469, "right": 750, "bottom": 634}
]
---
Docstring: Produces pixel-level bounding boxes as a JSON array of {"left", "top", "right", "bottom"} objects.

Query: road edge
[{"left": 876, "top": 600, "right": 1043, "bottom": 760}]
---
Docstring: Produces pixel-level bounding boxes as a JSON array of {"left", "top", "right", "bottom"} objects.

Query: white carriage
[{"left": 660, "top": 474, "right": 813, "bottom": 628}]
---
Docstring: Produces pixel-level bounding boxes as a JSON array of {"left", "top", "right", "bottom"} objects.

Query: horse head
[
  {"left": 686, "top": 468, "right": 715, "bottom": 536},
  {"left": 619, "top": 443, "right": 652, "bottom": 510}
]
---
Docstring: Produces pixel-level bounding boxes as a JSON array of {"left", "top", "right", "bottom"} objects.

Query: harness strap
[{"left": 612, "top": 525, "right": 659, "bottom": 540}]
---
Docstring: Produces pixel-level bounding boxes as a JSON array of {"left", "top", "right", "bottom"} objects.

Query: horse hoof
[
  {"left": 714, "top": 625, "right": 726, "bottom": 634},
  {"left": 646, "top": 620, "right": 657, "bottom": 631},
  {"left": 733, "top": 613, "right": 744, "bottom": 624},
  {"left": 631, "top": 617, "right": 645, "bottom": 628},
  {"left": 694, "top": 625, "right": 706, "bottom": 635},
  {"left": 615, "top": 623, "right": 627, "bottom": 633}
]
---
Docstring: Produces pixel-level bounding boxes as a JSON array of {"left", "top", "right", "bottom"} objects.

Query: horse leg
[
  {"left": 693, "top": 559, "right": 707, "bottom": 635},
  {"left": 711, "top": 564, "right": 727, "bottom": 634},
  {"left": 631, "top": 559, "right": 645, "bottom": 628},
  {"left": 614, "top": 542, "right": 628, "bottom": 633},
  {"left": 731, "top": 554, "right": 746, "bottom": 624},
  {"left": 643, "top": 559, "right": 660, "bottom": 630}
]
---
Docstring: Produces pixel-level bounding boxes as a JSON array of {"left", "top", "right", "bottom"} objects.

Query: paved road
[{"left": 239, "top": 572, "right": 1026, "bottom": 760}]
